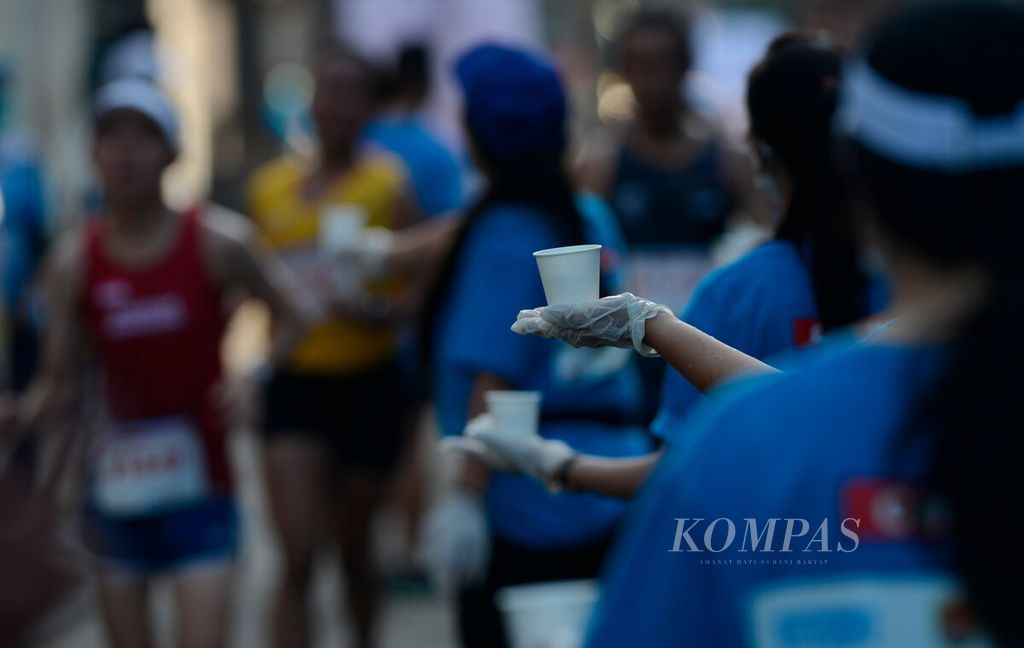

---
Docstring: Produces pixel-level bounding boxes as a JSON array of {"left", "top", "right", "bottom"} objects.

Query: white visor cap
[{"left": 94, "top": 78, "right": 180, "bottom": 153}]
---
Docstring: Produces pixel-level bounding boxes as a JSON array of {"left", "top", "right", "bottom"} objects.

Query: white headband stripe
[{"left": 836, "top": 60, "right": 1024, "bottom": 171}]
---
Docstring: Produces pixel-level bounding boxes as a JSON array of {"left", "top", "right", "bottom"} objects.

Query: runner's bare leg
[
  {"left": 97, "top": 570, "right": 152, "bottom": 648},
  {"left": 264, "top": 437, "right": 326, "bottom": 648},
  {"left": 173, "top": 560, "right": 234, "bottom": 648}
]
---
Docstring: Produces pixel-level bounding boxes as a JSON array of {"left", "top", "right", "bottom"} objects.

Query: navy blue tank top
[{"left": 609, "top": 141, "right": 733, "bottom": 248}]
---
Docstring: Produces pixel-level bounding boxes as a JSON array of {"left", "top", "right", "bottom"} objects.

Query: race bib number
[
  {"left": 92, "top": 417, "right": 210, "bottom": 516},
  {"left": 280, "top": 247, "right": 363, "bottom": 315}
]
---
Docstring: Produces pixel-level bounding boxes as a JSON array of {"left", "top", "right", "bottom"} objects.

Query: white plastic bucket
[{"left": 496, "top": 579, "right": 599, "bottom": 648}]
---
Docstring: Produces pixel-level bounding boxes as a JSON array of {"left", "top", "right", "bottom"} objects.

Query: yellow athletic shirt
[{"left": 247, "top": 153, "right": 406, "bottom": 374}]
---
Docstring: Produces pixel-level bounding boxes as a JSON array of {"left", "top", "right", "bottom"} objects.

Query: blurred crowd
[{"left": 2, "top": 1, "right": 1023, "bottom": 648}]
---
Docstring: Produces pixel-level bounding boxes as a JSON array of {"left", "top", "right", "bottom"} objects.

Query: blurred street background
[{"left": 0, "top": 0, "right": 881, "bottom": 223}]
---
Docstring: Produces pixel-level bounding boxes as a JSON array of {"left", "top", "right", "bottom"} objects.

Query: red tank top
[{"left": 82, "top": 209, "right": 231, "bottom": 492}]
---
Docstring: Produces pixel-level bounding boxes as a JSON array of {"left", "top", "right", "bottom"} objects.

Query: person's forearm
[
  {"left": 16, "top": 376, "right": 76, "bottom": 435},
  {"left": 387, "top": 216, "right": 462, "bottom": 272},
  {"left": 563, "top": 451, "right": 661, "bottom": 499},
  {"left": 644, "top": 312, "right": 778, "bottom": 393},
  {"left": 264, "top": 301, "right": 309, "bottom": 371}
]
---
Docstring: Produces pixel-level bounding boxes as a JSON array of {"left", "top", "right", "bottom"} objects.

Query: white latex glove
[
  {"left": 440, "top": 414, "right": 513, "bottom": 472},
  {"left": 422, "top": 490, "right": 490, "bottom": 589},
  {"left": 464, "top": 417, "right": 576, "bottom": 493},
  {"left": 511, "top": 293, "right": 673, "bottom": 357}
]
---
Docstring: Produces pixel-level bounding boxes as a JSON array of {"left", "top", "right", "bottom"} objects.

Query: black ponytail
[
  {"left": 747, "top": 32, "right": 869, "bottom": 331},
  {"left": 851, "top": 3, "right": 1024, "bottom": 643}
]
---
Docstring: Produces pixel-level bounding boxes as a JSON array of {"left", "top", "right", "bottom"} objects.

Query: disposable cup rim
[
  {"left": 485, "top": 390, "right": 542, "bottom": 403},
  {"left": 495, "top": 579, "right": 599, "bottom": 611},
  {"left": 533, "top": 244, "right": 602, "bottom": 258}
]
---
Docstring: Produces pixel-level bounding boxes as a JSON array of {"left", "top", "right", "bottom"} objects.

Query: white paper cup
[
  {"left": 497, "top": 579, "right": 599, "bottom": 648},
  {"left": 533, "top": 244, "right": 602, "bottom": 306},
  {"left": 319, "top": 204, "right": 368, "bottom": 254},
  {"left": 485, "top": 390, "right": 541, "bottom": 439}
]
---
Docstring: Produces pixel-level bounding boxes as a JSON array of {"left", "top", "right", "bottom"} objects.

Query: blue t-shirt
[
  {"left": 364, "top": 115, "right": 463, "bottom": 217},
  {"left": 586, "top": 339, "right": 955, "bottom": 648},
  {"left": 651, "top": 240, "right": 819, "bottom": 442},
  {"left": 433, "top": 199, "right": 651, "bottom": 550}
]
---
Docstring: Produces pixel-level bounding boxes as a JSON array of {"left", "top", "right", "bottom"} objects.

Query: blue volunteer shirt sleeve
[{"left": 444, "top": 207, "right": 557, "bottom": 388}]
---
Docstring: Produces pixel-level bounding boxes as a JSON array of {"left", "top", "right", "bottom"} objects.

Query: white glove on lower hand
[
  {"left": 329, "top": 227, "right": 395, "bottom": 278},
  {"left": 440, "top": 414, "right": 513, "bottom": 471},
  {"left": 464, "top": 417, "right": 576, "bottom": 493},
  {"left": 510, "top": 293, "right": 673, "bottom": 357},
  {"left": 423, "top": 490, "right": 490, "bottom": 589}
]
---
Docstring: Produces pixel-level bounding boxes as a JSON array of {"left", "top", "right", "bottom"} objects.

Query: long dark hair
[
  {"left": 747, "top": 32, "right": 869, "bottom": 331},
  {"left": 419, "top": 127, "right": 587, "bottom": 368},
  {"left": 378, "top": 43, "right": 430, "bottom": 105},
  {"left": 850, "top": 3, "right": 1024, "bottom": 643}
]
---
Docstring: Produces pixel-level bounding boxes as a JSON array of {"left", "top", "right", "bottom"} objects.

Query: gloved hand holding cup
[
  {"left": 512, "top": 293, "right": 673, "bottom": 357},
  {"left": 442, "top": 390, "right": 540, "bottom": 466},
  {"left": 522, "top": 244, "right": 673, "bottom": 356}
]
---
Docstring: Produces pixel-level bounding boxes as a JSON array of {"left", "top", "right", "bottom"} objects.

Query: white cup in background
[
  {"left": 319, "top": 204, "right": 368, "bottom": 254},
  {"left": 485, "top": 390, "right": 542, "bottom": 439},
  {"left": 533, "top": 244, "right": 602, "bottom": 306}
]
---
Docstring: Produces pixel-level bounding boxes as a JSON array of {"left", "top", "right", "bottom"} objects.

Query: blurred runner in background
[
  {"left": 367, "top": 43, "right": 464, "bottom": 219},
  {"left": 7, "top": 78, "right": 305, "bottom": 648},
  {"left": 247, "top": 40, "right": 424, "bottom": 648},
  {"left": 577, "top": 6, "right": 770, "bottom": 424}
]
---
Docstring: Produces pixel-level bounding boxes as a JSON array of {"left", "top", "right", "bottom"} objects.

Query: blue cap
[{"left": 455, "top": 43, "right": 567, "bottom": 159}]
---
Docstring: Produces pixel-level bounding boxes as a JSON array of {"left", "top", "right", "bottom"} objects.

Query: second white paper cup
[
  {"left": 485, "top": 390, "right": 541, "bottom": 439},
  {"left": 533, "top": 244, "right": 602, "bottom": 306}
]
